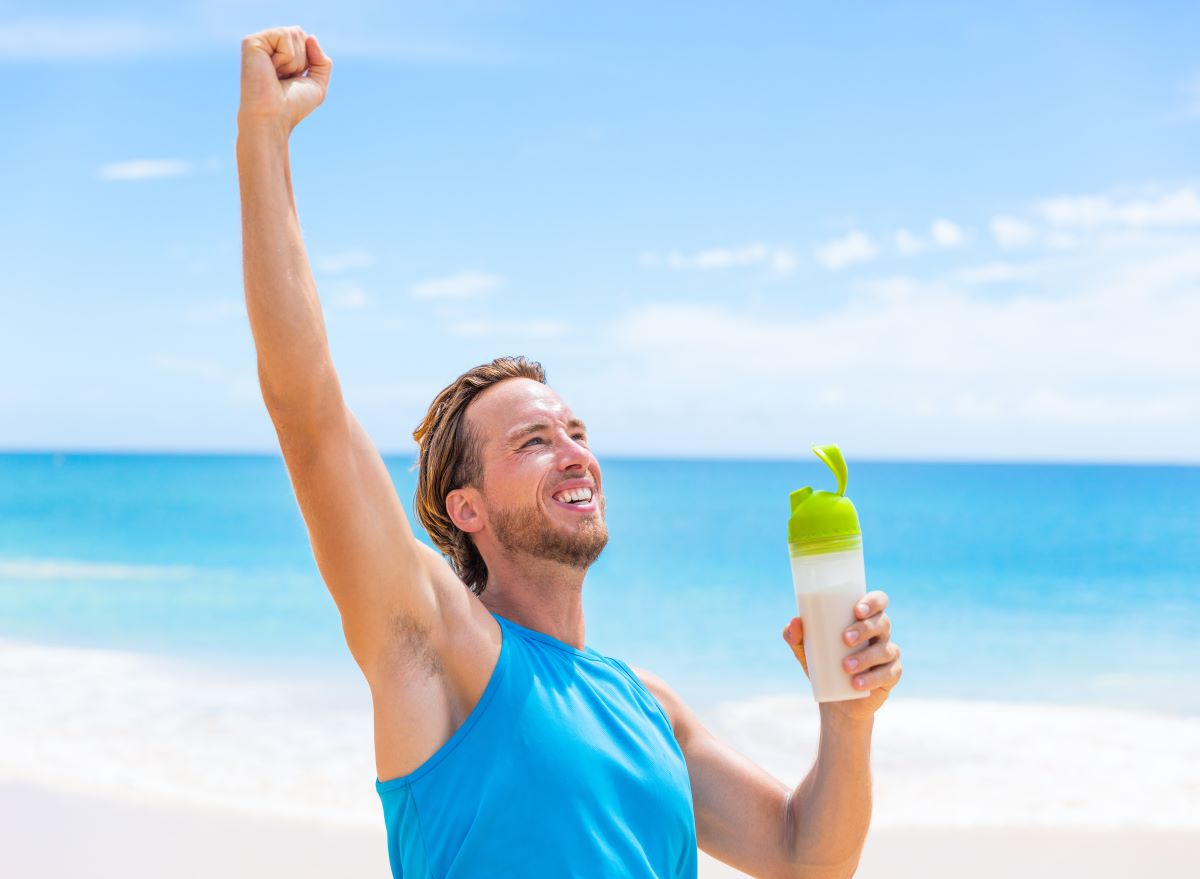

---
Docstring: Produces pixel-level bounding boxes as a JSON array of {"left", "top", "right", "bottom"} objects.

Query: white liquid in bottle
[{"left": 790, "top": 546, "right": 869, "bottom": 702}]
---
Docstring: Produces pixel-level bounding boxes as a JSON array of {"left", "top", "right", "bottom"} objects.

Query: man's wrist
[
  {"left": 818, "top": 702, "right": 875, "bottom": 734},
  {"left": 236, "top": 114, "right": 291, "bottom": 152}
]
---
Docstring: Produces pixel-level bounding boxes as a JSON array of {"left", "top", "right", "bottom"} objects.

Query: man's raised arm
[
  {"left": 237, "top": 26, "right": 338, "bottom": 425},
  {"left": 236, "top": 26, "right": 462, "bottom": 674}
]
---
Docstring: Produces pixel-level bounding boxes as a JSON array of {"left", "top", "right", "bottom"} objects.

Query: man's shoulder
[{"left": 626, "top": 664, "right": 699, "bottom": 746}]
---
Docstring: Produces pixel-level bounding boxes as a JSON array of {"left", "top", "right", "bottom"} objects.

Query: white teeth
[{"left": 553, "top": 487, "right": 593, "bottom": 504}]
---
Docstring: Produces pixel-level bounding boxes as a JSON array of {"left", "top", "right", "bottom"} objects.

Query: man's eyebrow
[{"left": 506, "top": 419, "right": 588, "bottom": 441}]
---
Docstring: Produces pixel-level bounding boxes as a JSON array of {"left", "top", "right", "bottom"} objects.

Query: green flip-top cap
[{"left": 788, "top": 444, "right": 862, "bottom": 555}]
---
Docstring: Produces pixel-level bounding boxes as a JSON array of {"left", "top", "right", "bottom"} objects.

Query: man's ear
[{"left": 446, "top": 487, "right": 484, "bottom": 534}]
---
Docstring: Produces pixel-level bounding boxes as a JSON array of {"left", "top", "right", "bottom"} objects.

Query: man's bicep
[
  {"left": 278, "top": 406, "right": 447, "bottom": 670},
  {"left": 631, "top": 667, "right": 796, "bottom": 879}
]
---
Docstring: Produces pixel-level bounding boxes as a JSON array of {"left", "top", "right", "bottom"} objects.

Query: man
[{"left": 238, "top": 26, "right": 902, "bottom": 879}]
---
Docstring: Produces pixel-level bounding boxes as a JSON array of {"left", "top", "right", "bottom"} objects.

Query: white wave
[
  {"left": 4, "top": 638, "right": 1197, "bottom": 831},
  {"left": 0, "top": 557, "right": 195, "bottom": 581},
  {"left": 0, "top": 639, "right": 378, "bottom": 828},
  {"left": 708, "top": 693, "right": 1200, "bottom": 830}
]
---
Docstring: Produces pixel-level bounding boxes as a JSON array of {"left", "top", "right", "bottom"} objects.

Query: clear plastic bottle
[{"left": 788, "top": 444, "right": 870, "bottom": 703}]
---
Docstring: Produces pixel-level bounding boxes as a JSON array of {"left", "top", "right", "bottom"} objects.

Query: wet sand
[{"left": 4, "top": 781, "right": 1197, "bottom": 878}]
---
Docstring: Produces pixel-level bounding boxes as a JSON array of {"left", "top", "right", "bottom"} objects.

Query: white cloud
[
  {"left": 98, "top": 159, "right": 192, "bottom": 181},
  {"left": 449, "top": 319, "right": 567, "bottom": 338},
  {"left": 1017, "top": 387, "right": 1192, "bottom": 424},
  {"left": 769, "top": 250, "right": 797, "bottom": 274},
  {"left": 1044, "top": 230, "right": 1080, "bottom": 251},
  {"left": 330, "top": 282, "right": 372, "bottom": 309},
  {"left": 583, "top": 231, "right": 1200, "bottom": 461},
  {"left": 317, "top": 250, "right": 374, "bottom": 273},
  {"left": 930, "top": 219, "right": 965, "bottom": 248},
  {"left": 410, "top": 271, "right": 504, "bottom": 300},
  {"left": 815, "top": 231, "right": 877, "bottom": 270},
  {"left": 682, "top": 244, "right": 761, "bottom": 269},
  {"left": 0, "top": 17, "right": 499, "bottom": 66},
  {"left": 894, "top": 229, "right": 926, "bottom": 256},
  {"left": 183, "top": 299, "right": 244, "bottom": 323},
  {"left": 0, "top": 18, "right": 173, "bottom": 61},
  {"left": 952, "top": 262, "right": 1035, "bottom": 285},
  {"left": 991, "top": 216, "right": 1036, "bottom": 248},
  {"left": 1037, "top": 187, "right": 1200, "bottom": 228},
  {"left": 643, "top": 242, "right": 796, "bottom": 275},
  {"left": 891, "top": 221, "right": 966, "bottom": 255}
]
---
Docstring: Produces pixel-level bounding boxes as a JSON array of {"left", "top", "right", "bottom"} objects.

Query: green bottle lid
[{"left": 788, "top": 444, "right": 862, "bottom": 555}]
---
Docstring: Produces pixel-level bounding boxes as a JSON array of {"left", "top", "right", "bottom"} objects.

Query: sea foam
[
  {"left": 3, "top": 639, "right": 1197, "bottom": 830},
  {"left": 0, "top": 638, "right": 379, "bottom": 828},
  {"left": 0, "top": 557, "right": 195, "bottom": 581},
  {"left": 711, "top": 693, "right": 1200, "bottom": 829}
]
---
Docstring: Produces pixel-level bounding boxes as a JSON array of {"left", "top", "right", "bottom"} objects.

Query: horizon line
[{"left": 0, "top": 446, "right": 1196, "bottom": 469}]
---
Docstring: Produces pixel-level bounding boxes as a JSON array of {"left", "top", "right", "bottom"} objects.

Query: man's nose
[{"left": 558, "top": 434, "right": 592, "bottom": 470}]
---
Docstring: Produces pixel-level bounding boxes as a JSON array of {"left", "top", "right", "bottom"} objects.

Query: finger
[
  {"left": 304, "top": 34, "right": 333, "bottom": 90},
  {"left": 241, "top": 29, "right": 283, "bottom": 57},
  {"left": 239, "top": 30, "right": 293, "bottom": 95},
  {"left": 264, "top": 26, "right": 302, "bottom": 77},
  {"left": 282, "top": 26, "right": 308, "bottom": 78},
  {"left": 844, "top": 640, "right": 900, "bottom": 675},
  {"left": 781, "top": 617, "right": 808, "bottom": 674},
  {"left": 851, "top": 656, "right": 903, "bottom": 691},
  {"left": 854, "top": 590, "right": 889, "bottom": 620},
  {"left": 844, "top": 610, "right": 891, "bottom": 647}
]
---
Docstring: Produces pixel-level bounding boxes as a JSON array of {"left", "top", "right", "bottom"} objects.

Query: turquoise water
[{"left": 2, "top": 452, "right": 1198, "bottom": 714}]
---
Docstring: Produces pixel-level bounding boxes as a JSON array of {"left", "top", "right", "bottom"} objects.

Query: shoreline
[
  {"left": 4, "top": 635, "right": 1199, "bottom": 833},
  {"left": 4, "top": 781, "right": 1197, "bottom": 878}
]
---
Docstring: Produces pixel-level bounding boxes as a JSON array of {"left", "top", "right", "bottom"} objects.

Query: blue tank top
[{"left": 375, "top": 611, "right": 699, "bottom": 878}]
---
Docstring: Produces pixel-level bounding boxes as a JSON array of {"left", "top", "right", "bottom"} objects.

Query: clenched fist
[{"left": 238, "top": 25, "right": 332, "bottom": 136}]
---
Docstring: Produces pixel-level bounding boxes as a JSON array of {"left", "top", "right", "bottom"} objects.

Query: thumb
[
  {"left": 782, "top": 616, "right": 809, "bottom": 678},
  {"left": 304, "top": 34, "right": 332, "bottom": 89}
]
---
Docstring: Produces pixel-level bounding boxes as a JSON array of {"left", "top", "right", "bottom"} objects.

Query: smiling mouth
[{"left": 549, "top": 485, "right": 599, "bottom": 513}]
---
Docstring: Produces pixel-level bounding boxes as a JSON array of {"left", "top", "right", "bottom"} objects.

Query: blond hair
[{"left": 412, "top": 356, "right": 547, "bottom": 594}]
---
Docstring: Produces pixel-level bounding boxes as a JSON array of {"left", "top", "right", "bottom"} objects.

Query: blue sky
[{"left": 2, "top": 1, "right": 1198, "bottom": 462}]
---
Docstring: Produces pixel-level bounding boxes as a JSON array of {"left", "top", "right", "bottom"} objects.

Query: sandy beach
[
  {"left": 5, "top": 634, "right": 1200, "bottom": 876},
  {"left": 4, "top": 781, "right": 1197, "bottom": 878}
]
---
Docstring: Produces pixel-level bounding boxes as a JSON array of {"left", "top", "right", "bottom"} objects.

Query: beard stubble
[{"left": 491, "top": 493, "right": 609, "bottom": 570}]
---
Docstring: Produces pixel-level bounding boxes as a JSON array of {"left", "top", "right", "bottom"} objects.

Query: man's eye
[{"left": 521, "top": 433, "right": 585, "bottom": 447}]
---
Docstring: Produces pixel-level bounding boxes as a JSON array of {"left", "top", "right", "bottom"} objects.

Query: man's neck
[{"left": 479, "top": 555, "right": 587, "bottom": 650}]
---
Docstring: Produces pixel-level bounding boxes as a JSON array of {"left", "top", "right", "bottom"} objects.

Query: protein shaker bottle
[{"left": 788, "top": 444, "right": 870, "bottom": 702}]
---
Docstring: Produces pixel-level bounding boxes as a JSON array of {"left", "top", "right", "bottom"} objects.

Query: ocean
[{"left": 2, "top": 452, "right": 1198, "bottom": 830}]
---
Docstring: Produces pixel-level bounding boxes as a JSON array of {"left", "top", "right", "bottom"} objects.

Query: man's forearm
[
  {"left": 237, "top": 123, "right": 341, "bottom": 422},
  {"left": 784, "top": 706, "right": 874, "bottom": 877}
]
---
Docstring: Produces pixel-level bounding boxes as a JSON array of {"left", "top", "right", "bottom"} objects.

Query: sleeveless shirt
[{"left": 374, "top": 611, "right": 699, "bottom": 878}]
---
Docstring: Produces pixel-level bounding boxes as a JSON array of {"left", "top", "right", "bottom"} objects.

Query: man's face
[{"left": 465, "top": 378, "right": 608, "bottom": 570}]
